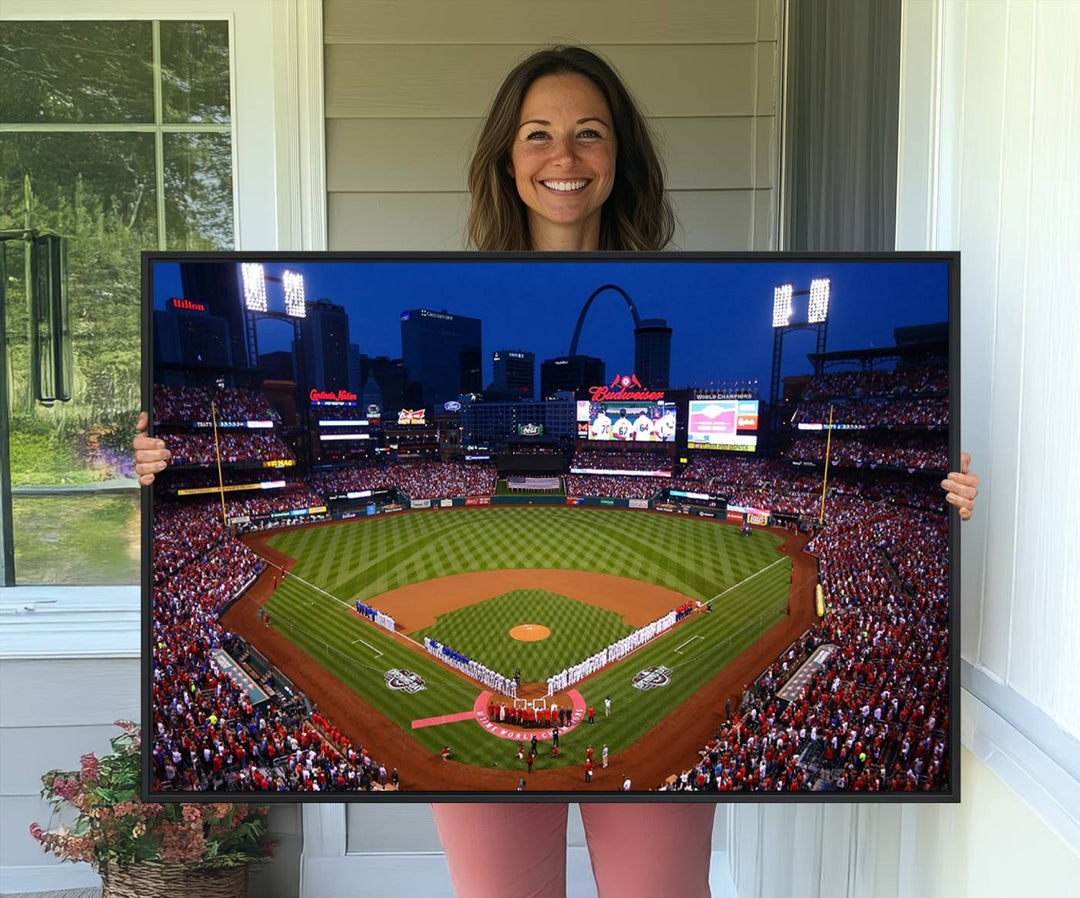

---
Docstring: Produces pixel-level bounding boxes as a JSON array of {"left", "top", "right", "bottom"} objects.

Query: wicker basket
[{"left": 100, "top": 862, "right": 247, "bottom": 898}]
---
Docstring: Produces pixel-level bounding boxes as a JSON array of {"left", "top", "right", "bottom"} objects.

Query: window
[{"left": 1, "top": 19, "right": 234, "bottom": 584}]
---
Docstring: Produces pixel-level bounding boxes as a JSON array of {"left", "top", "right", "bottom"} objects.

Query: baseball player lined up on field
[
  {"left": 550, "top": 609, "right": 679, "bottom": 694},
  {"left": 423, "top": 637, "right": 516, "bottom": 697}
]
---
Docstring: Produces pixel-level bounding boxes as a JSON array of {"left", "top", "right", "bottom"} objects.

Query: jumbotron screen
[
  {"left": 687, "top": 399, "right": 760, "bottom": 451},
  {"left": 576, "top": 400, "right": 677, "bottom": 442}
]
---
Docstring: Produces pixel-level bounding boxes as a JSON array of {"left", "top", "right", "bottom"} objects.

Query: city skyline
[{"left": 152, "top": 258, "right": 951, "bottom": 400}]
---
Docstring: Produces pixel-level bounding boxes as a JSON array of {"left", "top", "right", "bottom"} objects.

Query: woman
[{"left": 136, "top": 45, "right": 979, "bottom": 898}]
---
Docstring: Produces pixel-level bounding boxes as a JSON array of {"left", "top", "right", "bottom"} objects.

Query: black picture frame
[{"left": 141, "top": 250, "right": 960, "bottom": 804}]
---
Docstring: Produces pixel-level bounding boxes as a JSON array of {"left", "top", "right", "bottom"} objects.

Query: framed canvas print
[{"left": 142, "top": 251, "right": 958, "bottom": 802}]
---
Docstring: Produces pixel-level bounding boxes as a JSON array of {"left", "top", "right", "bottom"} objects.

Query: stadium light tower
[
  {"left": 241, "top": 262, "right": 268, "bottom": 312},
  {"left": 772, "top": 284, "right": 793, "bottom": 328},
  {"left": 768, "top": 278, "right": 832, "bottom": 446},
  {"left": 240, "top": 263, "right": 311, "bottom": 370},
  {"left": 808, "top": 277, "right": 830, "bottom": 324},
  {"left": 283, "top": 269, "right": 307, "bottom": 319}
]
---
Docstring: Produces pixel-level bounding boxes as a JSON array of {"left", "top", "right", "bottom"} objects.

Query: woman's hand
[
  {"left": 133, "top": 411, "right": 171, "bottom": 486},
  {"left": 941, "top": 451, "right": 979, "bottom": 520}
]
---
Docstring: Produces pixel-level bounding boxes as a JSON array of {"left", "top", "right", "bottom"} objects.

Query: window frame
[{"left": 0, "top": 0, "right": 325, "bottom": 641}]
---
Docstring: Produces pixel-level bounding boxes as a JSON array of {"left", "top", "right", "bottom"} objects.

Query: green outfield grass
[
  {"left": 262, "top": 507, "right": 792, "bottom": 773},
  {"left": 414, "top": 589, "right": 635, "bottom": 682}
]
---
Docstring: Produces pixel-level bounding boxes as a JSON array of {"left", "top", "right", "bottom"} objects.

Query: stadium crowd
[
  {"left": 571, "top": 449, "right": 674, "bottom": 473},
  {"left": 662, "top": 494, "right": 949, "bottom": 792},
  {"left": 785, "top": 435, "right": 948, "bottom": 471},
  {"left": 564, "top": 474, "right": 664, "bottom": 500},
  {"left": 151, "top": 494, "right": 403, "bottom": 792},
  {"left": 154, "top": 384, "right": 280, "bottom": 423},
  {"left": 218, "top": 485, "right": 326, "bottom": 520},
  {"left": 800, "top": 366, "right": 947, "bottom": 401},
  {"left": 307, "top": 460, "right": 497, "bottom": 500},
  {"left": 166, "top": 432, "right": 295, "bottom": 467},
  {"left": 792, "top": 399, "right": 947, "bottom": 428}
]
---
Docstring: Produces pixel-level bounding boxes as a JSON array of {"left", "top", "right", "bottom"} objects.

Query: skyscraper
[
  {"left": 154, "top": 300, "right": 233, "bottom": 382},
  {"left": 633, "top": 318, "right": 672, "bottom": 388},
  {"left": 492, "top": 350, "right": 535, "bottom": 398},
  {"left": 400, "top": 309, "right": 482, "bottom": 408},
  {"left": 539, "top": 355, "right": 605, "bottom": 399},
  {"left": 298, "top": 299, "right": 351, "bottom": 393},
  {"left": 179, "top": 262, "right": 248, "bottom": 369}
]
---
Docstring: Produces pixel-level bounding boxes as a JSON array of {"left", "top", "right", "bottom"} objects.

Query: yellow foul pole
[
  {"left": 818, "top": 403, "right": 834, "bottom": 525},
  {"left": 211, "top": 399, "right": 227, "bottom": 528}
]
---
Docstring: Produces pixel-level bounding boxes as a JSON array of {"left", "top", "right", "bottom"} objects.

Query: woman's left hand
[{"left": 941, "top": 451, "right": 979, "bottom": 520}]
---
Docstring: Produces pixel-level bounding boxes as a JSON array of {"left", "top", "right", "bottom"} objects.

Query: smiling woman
[
  {"left": 465, "top": 45, "right": 674, "bottom": 253},
  {"left": 509, "top": 73, "right": 617, "bottom": 251}
]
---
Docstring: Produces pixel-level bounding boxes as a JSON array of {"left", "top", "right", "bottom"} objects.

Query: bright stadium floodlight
[
  {"left": 808, "top": 277, "right": 831, "bottom": 323},
  {"left": 241, "top": 262, "right": 267, "bottom": 312},
  {"left": 772, "top": 284, "right": 793, "bottom": 328},
  {"left": 283, "top": 269, "right": 307, "bottom": 318}
]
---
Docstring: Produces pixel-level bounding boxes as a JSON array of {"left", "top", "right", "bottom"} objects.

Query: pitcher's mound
[{"left": 509, "top": 624, "right": 550, "bottom": 642}]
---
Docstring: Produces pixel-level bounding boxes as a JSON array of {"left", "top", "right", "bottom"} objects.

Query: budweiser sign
[
  {"left": 589, "top": 373, "right": 664, "bottom": 402},
  {"left": 310, "top": 388, "right": 357, "bottom": 403}
]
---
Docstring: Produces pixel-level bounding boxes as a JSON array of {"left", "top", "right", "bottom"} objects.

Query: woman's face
[{"left": 509, "top": 73, "right": 616, "bottom": 249}]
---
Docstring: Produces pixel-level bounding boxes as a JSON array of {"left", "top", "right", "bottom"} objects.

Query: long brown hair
[{"left": 467, "top": 46, "right": 675, "bottom": 252}]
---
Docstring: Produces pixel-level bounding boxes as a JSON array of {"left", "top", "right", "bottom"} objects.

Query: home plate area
[{"left": 411, "top": 689, "right": 588, "bottom": 741}]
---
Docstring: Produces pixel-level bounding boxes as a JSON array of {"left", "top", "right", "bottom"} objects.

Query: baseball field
[{"left": 225, "top": 506, "right": 806, "bottom": 789}]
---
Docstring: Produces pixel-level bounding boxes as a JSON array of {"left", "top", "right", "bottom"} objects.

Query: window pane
[
  {"left": 11, "top": 493, "right": 140, "bottom": 585},
  {"left": 164, "top": 133, "right": 235, "bottom": 250},
  {"left": 0, "top": 22, "right": 154, "bottom": 124},
  {"left": 2, "top": 132, "right": 156, "bottom": 480},
  {"left": 2, "top": 132, "right": 153, "bottom": 583},
  {"left": 160, "top": 21, "right": 232, "bottom": 124}
]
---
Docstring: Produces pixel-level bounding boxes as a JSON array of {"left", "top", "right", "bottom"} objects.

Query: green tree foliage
[{"left": 1, "top": 20, "right": 233, "bottom": 487}]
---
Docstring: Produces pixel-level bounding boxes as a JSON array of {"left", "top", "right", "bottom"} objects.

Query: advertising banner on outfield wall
[
  {"left": 629, "top": 498, "right": 650, "bottom": 509},
  {"left": 411, "top": 499, "right": 432, "bottom": 509},
  {"left": 464, "top": 496, "right": 492, "bottom": 506},
  {"left": 440, "top": 498, "right": 453, "bottom": 508},
  {"left": 726, "top": 511, "right": 744, "bottom": 523}
]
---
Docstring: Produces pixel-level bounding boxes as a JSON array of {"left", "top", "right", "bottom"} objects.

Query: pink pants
[{"left": 431, "top": 802, "right": 715, "bottom": 898}]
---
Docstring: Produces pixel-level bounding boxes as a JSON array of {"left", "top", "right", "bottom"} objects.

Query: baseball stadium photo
[{"left": 144, "top": 254, "right": 956, "bottom": 798}]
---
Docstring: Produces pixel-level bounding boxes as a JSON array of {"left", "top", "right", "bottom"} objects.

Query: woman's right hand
[{"left": 134, "top": 410, "right": 171, "bottom": 486}]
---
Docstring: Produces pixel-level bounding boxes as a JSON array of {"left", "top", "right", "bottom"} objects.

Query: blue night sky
[{"left": 152, "top": 258, "right": 950, "bottom": 390}]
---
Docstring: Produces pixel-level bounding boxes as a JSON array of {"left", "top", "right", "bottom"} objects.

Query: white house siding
[{"left": 324, "top": 0, "right": 781, "bottom": 251}]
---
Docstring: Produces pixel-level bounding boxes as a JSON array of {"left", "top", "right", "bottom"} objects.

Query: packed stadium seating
[
  {"left": 571, "top": 449, "right": 674, "bottom": 473},
  {"left": 166, "top": 432, "right": 295, "bottom": 467},
  {"left": 308, "top": 460, "right": 496, "bottom": 500},
  {"left": 784, "top": 434, "right": 947, "bottom": 471},
  {"left": 799, "top": 367, "right": 947, "bottom": 401},
  {"left": 792, "top": 398, "right": 947, "bottom": 428},
  {"left": 154, "top": 384, "right": 280, "bottom": 423},
  {"left": 564, "top": 474, "right": 664, "bottom": 500},
  {"left": 150, "top": 497, "right": 401, "bottom": 792}
]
